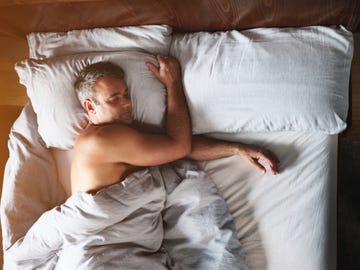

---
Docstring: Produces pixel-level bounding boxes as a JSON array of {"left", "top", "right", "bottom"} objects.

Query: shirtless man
[
  {"left": 71, "top": 55, "right": 279, "bottom": 194},
  {"left": 8, "top": 55, "right": 279, "bottom": 269}
]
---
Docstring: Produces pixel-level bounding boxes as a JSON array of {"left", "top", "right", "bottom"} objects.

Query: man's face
[{"left": 91, "top": 76, "right": 133, "bottom": 125}]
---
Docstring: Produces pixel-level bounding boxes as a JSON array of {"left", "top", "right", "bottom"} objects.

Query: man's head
[{"left": 74, "top": 62, "right": 133, "bottom": 125}]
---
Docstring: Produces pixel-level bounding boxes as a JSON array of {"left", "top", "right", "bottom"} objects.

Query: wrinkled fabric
[{"left": 6, "top": 160, "right": 248, "bottom": 270}]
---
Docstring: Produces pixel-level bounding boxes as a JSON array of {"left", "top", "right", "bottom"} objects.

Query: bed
[{"left": 0, "top": 1, "right": 359, "bottom": 270}]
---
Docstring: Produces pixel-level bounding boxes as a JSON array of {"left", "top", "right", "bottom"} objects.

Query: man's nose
[{"left": 122, "top": 97, "right": 132, "bottom": 108}]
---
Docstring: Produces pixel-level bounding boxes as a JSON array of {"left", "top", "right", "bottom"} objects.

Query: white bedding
[
  {"left": 2, "top": 104, "right": 337, "bottom": 270},
  {"left": 7, "top": 161, "right": 247, "bottom": 270},
  {"left": 201, "top": 132, "right": 337, "bottom": 270},
  {"left": 55, "top": 132, "right": 338, "bottom": 270},
  {"left": 1, "top": 24, "right": 345, "bottom": 270}
]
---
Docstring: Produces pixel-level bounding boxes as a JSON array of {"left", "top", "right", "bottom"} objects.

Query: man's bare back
[{"left": 71, "top": 124, "right": 142, "bottom": 194}]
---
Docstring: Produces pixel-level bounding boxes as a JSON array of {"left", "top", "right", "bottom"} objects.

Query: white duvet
[{"left": 6, "top": 161, "right": 248, "bottom": 270}]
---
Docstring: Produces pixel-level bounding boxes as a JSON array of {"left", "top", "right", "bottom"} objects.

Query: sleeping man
[
  {"left": 71, "top": 55, "right": 279, "bottom": 195},
  {"left": 9, "top": 55, "right": 279, "bottom": 270}
]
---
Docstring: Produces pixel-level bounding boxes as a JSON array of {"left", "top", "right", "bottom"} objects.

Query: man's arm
[
  {"left": 78, "top": 55, "right": 192, "bottom": 167},
  {"left": 146, "top": 55, "right": 192, "bottom": 157},
  {"left": 188, "top": 135, "right": 279, "bottom": 175}
]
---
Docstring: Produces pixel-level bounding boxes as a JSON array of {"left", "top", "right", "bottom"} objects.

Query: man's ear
[{"left": 84, "top": 99, "right": 96, "bottom": 114}]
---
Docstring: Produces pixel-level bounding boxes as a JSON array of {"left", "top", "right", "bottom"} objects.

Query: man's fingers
[
  {"left": 146, "top": 62, "right": 160, "bottom": 80},
  {"left": 147, "top": 54, "right": 170, "bottom": 80},
  {"left": 247, "top": 157, "right": 266, "bottom": 174},
  {"left": 257, "top": 149, "right": 278, "bottom": 163},
  {"left": 248, "top": 151, "right": 278, "bottom": 175},
  {"left": 254, "top": 158, "right": 279, "bottom": 175},
  {"left": 240, "top": 145, "right": 280, "bottom": 175},
  {"left": 157, "top": 54, "right": 167, "bottom": 62},
  {"left": 262, "top": 157, "right": 279, "bottom": 175}
]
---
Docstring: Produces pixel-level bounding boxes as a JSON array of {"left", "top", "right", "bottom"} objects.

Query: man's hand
[
  {"left": 146, "top": 55, "right": 182, "bottom": 88},
  {"left": 237, "top": 144, "right": 279, "bottom": 175}
]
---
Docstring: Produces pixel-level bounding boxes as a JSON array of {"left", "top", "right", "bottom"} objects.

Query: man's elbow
[
  {"left": 170, "top": 133, "right": 192, "bottom": 160},
  {"left": 182, "top": 142, "right": 192, "bottom": 158},
  {"left": 184, "top": 132, "right": 193, "bottom": 156},
  {"left": 176, "top": 140, "right": 192, "bottom": 159}
]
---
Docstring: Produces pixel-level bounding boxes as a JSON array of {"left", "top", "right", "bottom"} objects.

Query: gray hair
[{"left": 74, "top": 61, "right": 125, "bottom": 108}]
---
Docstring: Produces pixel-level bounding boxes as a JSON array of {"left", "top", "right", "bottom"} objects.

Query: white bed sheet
[
  {"left": 2, "top": 104, "right": 337, "bottom": 270},
  {"left": 200, "top": 132, "right": 337, "bottom": 270}
]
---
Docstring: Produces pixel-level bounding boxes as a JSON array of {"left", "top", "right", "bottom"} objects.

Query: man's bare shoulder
[
  {"left": 80, "top": 123, "right": 135, "bottom": 139},
  {"left": 74, "top": 123, "right": 135, "bottom": 153}
]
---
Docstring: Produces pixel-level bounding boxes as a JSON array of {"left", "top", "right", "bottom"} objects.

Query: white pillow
[
  {"left": 170, "top": 26, "right": 353, "bottom": 134},
  {"left": 15, "top": 51, "right": 166, "bottom": 149},
  {"left": 17, "top": 26, "right": 353, "bottom": 152},
  {"left": 27, "top": 25, "right": 172, "bottom": 59}
]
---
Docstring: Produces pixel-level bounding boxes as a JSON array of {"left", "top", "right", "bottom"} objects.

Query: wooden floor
[{"left": 0, "top": 106, "right": 22, "bottom": 268}]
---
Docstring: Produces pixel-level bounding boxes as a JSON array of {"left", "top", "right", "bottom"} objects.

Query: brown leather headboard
[
  {"left": 0, "top": 0, "right": 359, "bottom": 107},
  {"left": 1, "top": 0, "right": 359, "bottom": 36}
]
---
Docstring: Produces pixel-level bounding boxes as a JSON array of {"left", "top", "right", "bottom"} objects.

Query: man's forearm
[
  {"left": 187, "top": 135, "right": 241, "bottom": 161},
  {"left": 166, "top": 82, "right": 192, "bottom": 151},
  {"left": 188, "top": 135, "right": 280, "bottom": 175}
]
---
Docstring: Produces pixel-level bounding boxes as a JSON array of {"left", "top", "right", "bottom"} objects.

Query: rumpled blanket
[{"left": 6, "top": 161, "right": 248, "bottom": 270}]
